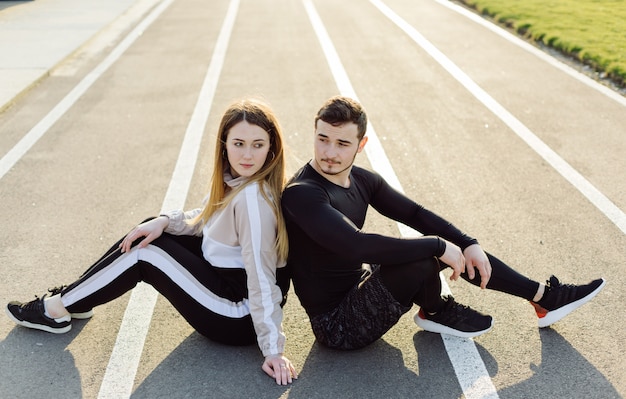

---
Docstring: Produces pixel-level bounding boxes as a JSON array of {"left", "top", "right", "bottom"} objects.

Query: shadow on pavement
[
  {"left": 0, "top": 320, "right": 88, "bottom": 399},
  {"left": 131, "top": 332, "right": 291, "bottom": 399},
  {"left": 492, "top": 328, "right": 622, "bottom": 398},
  {"left": 133, "top": 330, "right": 472, "bottom": 398},
  {"left": 286, "top": 331, "right": 467, "bottom": 398},
  {"left": 131, "top": 323, "right": 621, "bottom": 398}
]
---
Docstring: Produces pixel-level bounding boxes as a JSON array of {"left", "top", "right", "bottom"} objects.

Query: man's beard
[{"left": 316, "top": 152, "right": 357, "bottom": 176}]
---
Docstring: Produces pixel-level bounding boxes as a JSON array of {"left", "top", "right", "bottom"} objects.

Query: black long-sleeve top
[{"left": 281, "top": 163, "right": 478, "bottom": 317}]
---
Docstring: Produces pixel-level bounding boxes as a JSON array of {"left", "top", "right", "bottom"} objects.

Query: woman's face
[{"left": 225, "top": 121, "right": 271, "bottom": 178}]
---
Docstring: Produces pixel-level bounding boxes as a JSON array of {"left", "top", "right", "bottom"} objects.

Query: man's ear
[{"left": 357, "top": 136, "right": 368, "bottom": 152}]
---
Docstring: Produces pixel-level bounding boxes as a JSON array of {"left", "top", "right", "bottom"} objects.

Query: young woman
[{"left": 6, "top": 99, "right": 298, "bottom": 385}]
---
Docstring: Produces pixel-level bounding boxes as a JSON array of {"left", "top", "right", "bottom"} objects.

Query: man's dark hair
[{"left": 315, "top": 96, "right": 368, "bottom": 139}]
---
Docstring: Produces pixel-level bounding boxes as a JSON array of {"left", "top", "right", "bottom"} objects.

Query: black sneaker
[
  {"left": 6, "top": 295, "right": 71, "bottom": 334},
  {"left": 47, "top": 286, "right": 93, "bottom": 319},
  {"left": 414, "top": 295, "right": 493, "bottom": 338},
  {"left": 531, "top": 276, "right": 605, "bottom": 328}
]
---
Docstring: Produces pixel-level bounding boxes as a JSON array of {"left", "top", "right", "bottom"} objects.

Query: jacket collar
[{"left": 224, "top": 170, "right": 249, "bottom": 189}]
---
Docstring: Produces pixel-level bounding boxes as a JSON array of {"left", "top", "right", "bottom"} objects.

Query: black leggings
[
  {"left": 59, "top": 227, "right": 256, "bottom": 346},
  {"left": 379, "top": 252, "right": 540, "bottom": 313}
]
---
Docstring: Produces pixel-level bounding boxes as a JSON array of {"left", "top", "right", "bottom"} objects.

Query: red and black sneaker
[{"left": 532, "top": 276, "right": 605, "bottom": 328}]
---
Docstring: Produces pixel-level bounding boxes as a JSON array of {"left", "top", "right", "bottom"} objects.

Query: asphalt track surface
[{"left": 1, "top": 0, "right": 625, "bottom": 398}]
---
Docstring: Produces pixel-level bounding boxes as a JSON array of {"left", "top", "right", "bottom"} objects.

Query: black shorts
[{"left": 309, "top": 265, "right": 412, "bottom": 350}]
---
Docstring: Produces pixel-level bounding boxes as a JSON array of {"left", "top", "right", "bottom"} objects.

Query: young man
[{"left": 281, "top": 95, "right": 605, "bottom": 350}]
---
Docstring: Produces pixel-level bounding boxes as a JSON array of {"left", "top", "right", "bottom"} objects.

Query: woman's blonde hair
[{"left": 189, "top": 98, "right": 288, "bottom": 261}]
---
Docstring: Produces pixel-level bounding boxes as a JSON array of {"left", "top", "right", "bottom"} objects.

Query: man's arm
[
  {"left": 365, "top": 170, "right": 492, "bottom": 286},
  {"left": 282, "top": 182, "right": 446, "bottom": 265},
  {"left": 367, "top": 171, "right": 478, "bottom": 250}
]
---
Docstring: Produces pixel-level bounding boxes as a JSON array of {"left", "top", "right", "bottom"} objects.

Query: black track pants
[
  {"left": 60, "top": 230, "right": 256, "bottom": 346},
  {"left": 380, "top": 252, "right": 540, "bottom": 311}
]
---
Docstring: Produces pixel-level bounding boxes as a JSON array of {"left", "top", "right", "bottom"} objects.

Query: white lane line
[
  {"left": 0, "top": 0, "right": 171, "bottom": 181},
  {"left": 96, "top": 0, "right": 240, "bottom": 397},
  {"left": 433, "top": 0, "right": 626, "bottom": 108},
  {"left": 302, "top": 1, "right": 499, "bottom": 398},
  {"left": 371, "top": 0, "right": 626, "bottom": 236}
]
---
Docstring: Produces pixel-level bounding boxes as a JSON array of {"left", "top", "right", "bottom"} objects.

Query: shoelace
[
  {"left": 20, "top": 295, "right": 45, "bottom": 311},
  {"left": 547, "top": 276, "right": 578, "bottom": 291},
  {"left": 435, "top": 296, "right": 471, "bottom": 321},
  {"left": 48, "top": 286, "right": 67, "bottom": 296},
  {"left": 448, "top": 302, "right": 473, "bottom": 320},
  {"left": 541, "top": 276, "right": 580, "bottom": 308}
]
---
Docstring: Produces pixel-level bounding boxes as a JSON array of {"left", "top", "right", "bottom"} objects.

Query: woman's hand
[
  {"left": 119, "top": 216, "right": 169, "bottom": 253},
  {"left": 262, "top": 354, "right": 298, "bottom": 385}
]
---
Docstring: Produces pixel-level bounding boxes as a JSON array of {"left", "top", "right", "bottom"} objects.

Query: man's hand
[
  {"left": 262, "top": 354, "right": 298, "bottom": 385},
  {"left": 463, "top": 244, "right": 492, "bottom": 289},
  {"left": 439, "top": 240, "right": 466, "bottom": 282}
]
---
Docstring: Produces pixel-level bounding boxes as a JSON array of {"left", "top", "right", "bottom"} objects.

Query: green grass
[{"left": 457, "top": 0, "right": 626, "bottom": 88}]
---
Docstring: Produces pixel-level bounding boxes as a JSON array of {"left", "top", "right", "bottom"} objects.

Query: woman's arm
[
  {"left": 162, "top": 208, "right": 202, "bottom": 235},
  {"left": 119, "top": 208, "right": 203, "bottom": 253},
  {"left": 119, "top": 216, "right": 169, "bottom": 253},
  {"left": 234, "top": 184, "right": 297, "bottom": 384}
]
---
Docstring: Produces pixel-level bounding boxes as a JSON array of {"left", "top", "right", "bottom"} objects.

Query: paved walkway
[{"left": 0, "top": 0, "right": 157, "bottom": 111}]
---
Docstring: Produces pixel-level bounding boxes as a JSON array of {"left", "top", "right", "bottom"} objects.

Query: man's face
[{"left": 313, "top": 120, "right": 366, "bottom": 179}]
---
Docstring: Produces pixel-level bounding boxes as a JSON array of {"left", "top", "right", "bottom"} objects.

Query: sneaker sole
[
  {"left": 538, "top": 278, "right": 606, "bottom": 328},
  {"left": 70, "top": 310, "right": 94, "bottom": 319},
  {"left": 5, "top": 307, "right": 71, "bottom": 334},
  {"left": 414, "top": 313, "right": 494, "bottom": 338}
]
